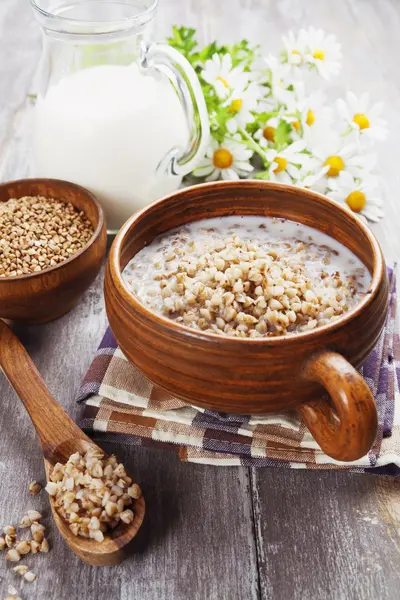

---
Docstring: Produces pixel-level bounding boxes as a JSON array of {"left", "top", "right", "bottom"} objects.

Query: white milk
[
  {"left": 33, "top": 64, "right": 189, "bottom": 231},
  {"left": 124, "top": 216, "right": 371, "bottom": 319}
]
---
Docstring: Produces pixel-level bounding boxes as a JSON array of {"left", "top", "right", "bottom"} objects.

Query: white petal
[
  {"left": 359, "top": 92, "right": 370, "bottom": 113},
  {"left": 287, "top": 164, "right": 301, "bottom": 179},
  {"left": 193, "top": 165, "right": 215, "bottom": 177},
  {"left": 290, "top": 153, "right": 311, "bottom": 166},
  {"left": 215, "top": 81, "right": 231, "bottom": 98},
  {"left": 235, "top": 161, "right": 254, "bottom": 173},
  {"left": 337, "top": 170, "right": 354, "bottom": 190},
  {"left": 277, "top": 171, "right": 293, "bottom": 185},
  {"left": 221, "top": 53, "right": 232, "bottom": 72},
  {"left": 326, "top": 190, "right": 343, "bottom": 203},
  {"left": 340, "top": 143, "right": 358, "bottom": 159},
  {"left": 206, "top": 169, "right": 221, "bottom": 182},
  {"left": 337, "top": 98, "right": 352, "bottom": 123},
  {"left": 226, "top": 119, "right": 238, "bottom": 134},
  {"left": 266, "top": 149, "right": 277, "bottom": 162},
  {"left": 195, "top": 156, "right": 213, "bottom": 168},
  {"left": 363, "top": 207, "right": 384, "bottom": 222},
  {"left": 222, "top": 168, "right": 240, "bottom": 181},
  {"left": 347, "top": 91, "right": 358, "bottom": 111},
  {"left": 286, "top": 140, "right": 307, "bottom": 154}
]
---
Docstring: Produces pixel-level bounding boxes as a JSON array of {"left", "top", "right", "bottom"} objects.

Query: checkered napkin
[{"left": 78, "top": 268, "right": 400, "bottom": 474}]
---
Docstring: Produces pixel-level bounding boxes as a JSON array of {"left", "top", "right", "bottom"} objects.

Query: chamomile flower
[
  {"left": 254, "top": 120, "right": 278, "bottom": 148},
  {"left": 223, "top": 81, "right": 261, "bottom": 128},
  {"left": 326, "top": 171, "right": 384, "bottom": 222},
  {"left": 297, "top": 167, "right": 331, "bottom": 191},
  {"left": 262, "top": 54, "right": 293, "bottom": 106},
  {"left": 266, "top": 140, "right": 311, "bottom": 184},
  {"left": 193, "top": 137, "right": 253, "bottom": 182},
  {"left": 253, "top": 110, "right": 297, "bottom": 148},
  {"left": 202, "top": 53, "right": 248, "bottom": 98},
  {"left": 337, "top": 91, "right": 388, "bottom": 142},
  {"left": 282, "top": 30, "right": 306, "bottom": 66},
  {"left": 310, "top": 135, "right": 377, "bottom": 186},
  {"left": 302, "top": 27, "right": 342, "bottom": 80},
  {"left": 285, "top": 83, "right": 333, "bottom": 140}
]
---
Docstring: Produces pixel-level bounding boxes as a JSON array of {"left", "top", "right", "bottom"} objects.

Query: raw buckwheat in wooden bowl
[
  {"left": 105, "top": 181, "right": 389, "bottom": 462},
  {"left": 0, "top": 179, "right": 107, "bottom": 323}
]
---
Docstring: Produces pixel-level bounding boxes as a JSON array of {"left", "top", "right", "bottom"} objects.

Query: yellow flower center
[
  {"left": 346, "top": 190, "right": 366, "bottom": 213},
  {"left": 229, "top": 98, "right": 243, "bottom": 113},
  {"left": 262, "top": 126, "right": 275, "bottom": 142},
  {"left": 353, "top": 113, "right": 370, "bottom": 130},
  {"left": 213, "top": 148, "right": 233, "bottom": 169},
  {"left": 313, "top": 48, "right": 325, "bottom": 60},
  {"left": 273, "top": 156, "right": 288, "bottom": 173},
  {"left": 292, "top": 120, "right": 301, "bottom": 131},
  {"left": 292, "top": 49, "right": 300, "bottom": 55},
  {"left": 324, "top": 155, "right": 345, "bottom": 177},
  {"left": 306, "top": 109, "right": 315, "bottom": 126},
  {"left": 216, "top": 76, "right": 229, "bottom": 88}
]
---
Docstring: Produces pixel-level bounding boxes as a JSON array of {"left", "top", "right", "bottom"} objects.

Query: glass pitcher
[{"left": 31, "top": 0, "right": 209, "bottom": 232}]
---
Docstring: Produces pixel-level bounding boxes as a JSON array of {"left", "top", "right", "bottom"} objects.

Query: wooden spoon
[{"left": 0, "top": 319, "right": 145, "bottom": 566}]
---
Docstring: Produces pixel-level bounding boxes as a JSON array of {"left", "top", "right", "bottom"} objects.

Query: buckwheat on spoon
[
  {"left": 45, "top": 450, "right": 142, "bottom": 543},
  {"left": 0, "top": 319, "right": 145, "bottom": 566}
]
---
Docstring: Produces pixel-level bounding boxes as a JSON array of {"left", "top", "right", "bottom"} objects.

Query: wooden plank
[
  {"left": 252, "top": 470, "right": 400, "bottom": 600},
  {"left": 0, "top": 0, "right": 40, "bottom": 175}
]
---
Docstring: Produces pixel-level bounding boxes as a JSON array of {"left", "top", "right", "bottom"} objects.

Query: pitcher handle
[{"left": 141, "top": 42, "right": 210, "bottom": 177}]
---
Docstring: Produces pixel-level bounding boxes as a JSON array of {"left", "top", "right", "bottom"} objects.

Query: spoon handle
[{"left": 0, "top": 319, "right": 89, "bottom": 458}]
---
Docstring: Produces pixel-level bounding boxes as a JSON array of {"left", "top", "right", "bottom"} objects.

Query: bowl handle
[{"left": 298, "top": 351, "right": 378, "bottom": 462}]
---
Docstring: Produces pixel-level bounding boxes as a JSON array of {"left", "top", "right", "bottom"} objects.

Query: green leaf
[
  {"left": 229, "top": 39, "right": 261, "bottom": 69},
  {"left": 254, "top": 170, "right": 272, "bottom": 180},
  {"left": 274, "top": 120, "right": 292, "bottom": 150},
  {"left": 246, "top": 120, "right": 261, "bottom": 135},
  {"left": 246, "top": 110, "right": 279, "bottom": 134},
  {"left": 167, "top": 26, "right": 198, "bottom": 61}
]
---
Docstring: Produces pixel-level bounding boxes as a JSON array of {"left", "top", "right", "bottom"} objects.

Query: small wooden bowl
[
  {"left": 0, "top": 179, "right": 107, "bottom": 323},
  {"left": 105, "top": 181, "right": 389, "bottom": 462}
]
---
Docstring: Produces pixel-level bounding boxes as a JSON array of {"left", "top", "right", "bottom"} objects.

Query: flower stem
[{"left": 238, "top": 127, "right": 269, "bottom": 165}]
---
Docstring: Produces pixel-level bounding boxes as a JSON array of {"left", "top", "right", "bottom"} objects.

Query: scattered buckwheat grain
[
  {"left": 28, "top": 481, "right": 42, "bottom": 496},
  {"left": 30, "top": 523, "right": 45, "bottom": 543},
  {"left": 14, "top": 541, "right": 31, "bottom": 556},
  {"left": 18, "top": 516, "right": 31, "bottom": 529},
  {"left": 23, "top": 571, "right": 37, "bottom": 583},
  {"left": 7, "top": 586, "right": 18, "bottom": 597},
  {"left": 12, "top": 565, "right": 29, "bottom": 576},
  {"left": 5, "top": 534, "right": 16, "bottom": 548},
  {"left": 6, "top": 548, "right": 21, "bottom": 562}
]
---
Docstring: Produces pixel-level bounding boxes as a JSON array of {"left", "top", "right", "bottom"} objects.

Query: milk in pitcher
[{"left": 33, "top": 64, "right": 189, "bottom": 231}]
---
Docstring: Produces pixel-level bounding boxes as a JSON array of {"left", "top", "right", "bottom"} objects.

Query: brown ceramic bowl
[
  {"left": 0, "top": 178, "right": 107, "bottom": 323},
  {"left": 105, "top": 181, "right": 389, "bottom": 462}
]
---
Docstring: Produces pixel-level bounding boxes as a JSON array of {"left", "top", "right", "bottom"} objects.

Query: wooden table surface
[{"left": 1, "top": 1, "right": 400, "bottom": 598}]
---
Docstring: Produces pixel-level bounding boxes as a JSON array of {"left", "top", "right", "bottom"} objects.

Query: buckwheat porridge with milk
[{"left": 123, "top": 216, "right": 370, "bottom": 338}]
